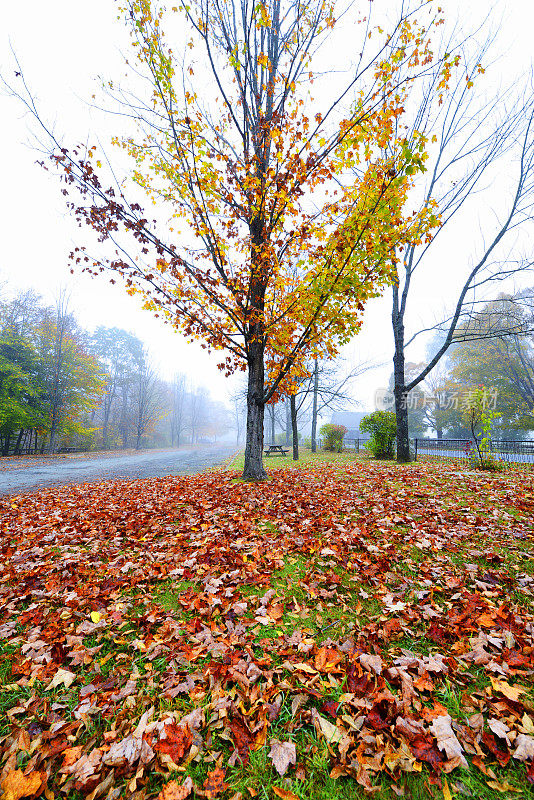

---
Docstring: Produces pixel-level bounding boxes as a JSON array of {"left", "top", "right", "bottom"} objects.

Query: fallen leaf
[
  {"left": 201, "top": 767, "right": 227, "bottom": 799},
  {"left": 488, "top": 718, "right": 511, "bottom": 745},
  {"left": 312, "top": 709, "right": 342, "bottom": 744},
  {"left": 490, "top": 678, "right": 525, "bottom": 702},
  {"left": 513, "top": 734, "right": 534, "bottom": 762},
  {"left": 0, "top": 770, "right": 44, "bottom": 800},
  {"left": 481, "top": 732, "right": 510, "bottom": 767},
  {"left": 155, "top": 723, "right": 192, "bottom": 765},
  {"left": 486, "top": 779, "right": 521, "bottom": 792},
  {"left": 430, "top": 715, "right": 468, "bottom": 768},
  {"left": 359, "top": 653, "right": 382, "bottom": 675},
  {"left": 46, "top": 668, "right": 76, "bottom": 691},
  {"left": 157, "top": 777, "right": 194, "bottom": 800},
  {"left": 268, "top": 739, "right": 297, "bottom": 777},
  {"left": 272, "top": 788, "right": 299, "bottom": 800}
]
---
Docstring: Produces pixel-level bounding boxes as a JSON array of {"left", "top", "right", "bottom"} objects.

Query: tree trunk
[
  {"left": 290, "top": 393, "right": 299, "bottom": 460},
  {"left": 436, "top": 426, "right": 443, "bottom": 440},
  {"left": 393, "top": 285, "right": 410, "bottom": 463},
  {"left": 394, "top": 383, "right": 410, "bottom": 462},
  {"left": 2, "top": 430, "right": 11, "bottom": 457},
  {"left": 13, "top": 428, "right": 25, "bottom": 456},
  {"left": 311, "top": 359, "right": 319, "bottom": 453},
  {"left": 242, "top": 341, "right": 267, "bottom": 480},
  {"left": 285, "top": 398, "right": 291, "bottom": 446},
  {"left": 48, "top": 409, "right": 59, "bottom": 454},
  {"left": 270, "top": 404, "right": 275, "bottom": 444}
]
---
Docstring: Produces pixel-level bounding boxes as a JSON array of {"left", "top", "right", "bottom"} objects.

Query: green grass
[{"left": 228, "top": 447, "right": 367, "bottom": 473}]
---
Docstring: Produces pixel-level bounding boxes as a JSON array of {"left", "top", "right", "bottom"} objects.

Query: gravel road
[{"left": 0, "top": 445, "right": 237, "bottom": 496}]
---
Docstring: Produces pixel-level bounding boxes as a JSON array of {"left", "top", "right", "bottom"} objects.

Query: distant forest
[{"left": 0, "top": 289, "right": 231, "bottom": 455}]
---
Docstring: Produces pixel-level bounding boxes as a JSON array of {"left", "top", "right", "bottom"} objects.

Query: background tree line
[
  {"left": 394, "top": 293, "right": 534, "bottom": 441},
  {"left": 0, "top": 288, "right": 231, "bottom": 455}
]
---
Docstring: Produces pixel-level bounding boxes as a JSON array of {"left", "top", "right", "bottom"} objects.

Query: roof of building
[{"left": 330, "top": 410, "right": 372, "bottom": 438}]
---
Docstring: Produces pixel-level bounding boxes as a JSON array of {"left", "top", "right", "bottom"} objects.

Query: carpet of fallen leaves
[{"left": 1, "top": 459, "right": 534, "bottom": 800}]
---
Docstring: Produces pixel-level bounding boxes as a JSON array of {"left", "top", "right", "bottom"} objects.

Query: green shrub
[
  {"left": 319, "top": 423, "right": 347, "bottom": 452},
  {"left": 462, "top": 385, "right": 504, "bottom": 471},
  {"left": 360, "top": 411, "right": 396, "bottom": 459}
]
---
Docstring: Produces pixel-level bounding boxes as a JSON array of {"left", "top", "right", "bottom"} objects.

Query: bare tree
[
  {"left": 187, "top": 387, "right": 209, "bottom": 445},
  {"left": 133, "top": 352, "right": 165, "bottom": 449},
  {"left": 389, "top": 33, "right": 534, "bottom": 461},
  {"left": 170, "top": 373, "right": 187, "bottom": 447},
  {"left": 91, "top": 327, "right": 143, "bottom": 448}
]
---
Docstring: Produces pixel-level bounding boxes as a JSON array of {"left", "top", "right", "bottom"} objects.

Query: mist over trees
[
  {"left": 0, "top": 289, "right": 232, "bottom": 454},
  {"left": 391, "top": 294, "right": 534, "bottom": 441}
]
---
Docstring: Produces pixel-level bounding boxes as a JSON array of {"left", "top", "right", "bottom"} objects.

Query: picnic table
[{"left": 264, "top": 444, "right": 289, "bottom": 456}]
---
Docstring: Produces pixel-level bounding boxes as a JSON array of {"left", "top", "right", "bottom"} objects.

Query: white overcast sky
[{"left": 1, "top": 0, "right": 533, "bottom": 411}]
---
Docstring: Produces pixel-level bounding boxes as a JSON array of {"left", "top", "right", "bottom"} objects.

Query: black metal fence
[
  {"left": 343, "top": 438, "right": 371, "bottom": 452},
  {"left": 414, "top": 438, "right": 534, "bottom": 469}
]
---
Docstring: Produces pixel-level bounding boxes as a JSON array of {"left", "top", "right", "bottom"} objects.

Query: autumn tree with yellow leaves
[{"left": 9, "top": 0, "right": 452, "bottom": 479}]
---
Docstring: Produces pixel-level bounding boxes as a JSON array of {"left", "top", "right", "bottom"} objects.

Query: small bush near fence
[
  {"left": 360, "top": 411, "right": 396, "bottom": 459},
  {"left": 319, "top": 423, "right": 347, "bottom": 452}
]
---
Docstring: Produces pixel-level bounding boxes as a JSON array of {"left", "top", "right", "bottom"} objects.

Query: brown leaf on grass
[
  {"left": 320, "top": 700, "right": 340, "bottom": 718},
  {"left": 103, "top": 735, "right": 154, "bottom": 768},
  {"left": 200, "top": 767, "right": 227, "bottom": 799},
  {"left": 155, "top": 723, "right": 193, "bottom": 765},
  {"left": 365, "top": 705, "right": 390, "bottom": 732},
  {"left": 45, "top": 667, "right": 76, "bottom": 691},
  {"left": 180, "top": 707, "right": 204, "bottom": 731},
  {"left": 395, "top": 716, "right": 426, "bottom": 741},
  {"left": 472, "top": 756, "right": 497, "bottom": 779},
  {"left": 490, "top": 678, "right": 525, "bottom": 702},
  {"left": 64, "top": 749, "right": 104, "bottom": 791},
  {"left": 430, "top": 715, "right": 468, "bottom": 768},
  {"left": 409, "top": 734, "right": 444, "bottom": 772},
  {"left": 346, "top": 663, "right": 371, "bottom": 696},
  {"left": 513, "top": 734, "right": 534, "bottom": 762},
  {"left": 488, "top": 719, "right": 511, "bottom": 745},
  {"left": 420, "top": 702, "right": 449, "bottom": 723},
  {"left": 314, "top": 647, "right": 343, "bottom": 673},
  {"left": 355, "top": 766, "right": 381, "bottom": 793},
  {"left": 311, "top": 709, "right": 342, "bottom": 744},
  {"left": 290, "top": 694, "right": 307, "bottom": 717},
  {"left": 157, "top": 777, "right": 194, "bottom": 800},
  {"left": 60, "top": 747, "right": 84, "bottom": 771},
  {"left": 486, "top": 779, "right": 522, "bottom": 792},
  {"left": 359, "top": 653, "right": 382, "bottom": 675},
  {"left": 272, "top": 788, "right": 299, "bottom": 800},
  {"left": 481, "top": 732, "right": 511, "bottom": 767},
  {"left": 0, "top": 770, "right": 45, "bottom": 800},
  {"left": 228, "top": 717, "right": 252, "bottom": 765},
  {"left": 268, "top": 739, "right": 297, "bottom": 776}
]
